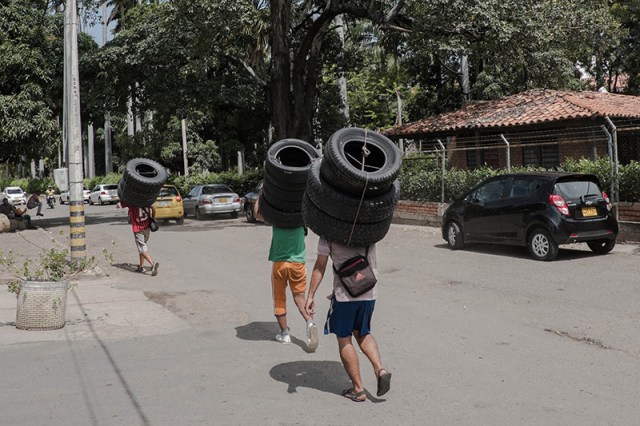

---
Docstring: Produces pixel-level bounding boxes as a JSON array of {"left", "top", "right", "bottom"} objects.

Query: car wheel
[
  {"left": 446, "top": 221, "right": 464, "bottom": 250},
  {"left": 99, "top": 197, "right": 104, "bottom": 205},
  {"left": 245, "top": 205, "right": 256, "bottom": 223},
  {"left": 587, "top": 239, "right": 616, "bottom": 254},
  {"left": 176, "top": 217, "right": 184, "bottom": 225},
  {"left": 89, "top": 198, "right": 94, "bottom": 205},
  {"left": 195, "top": 207, "right": 201, "bottom": 220},
  {"left": 528, "top": 228, "right": 558, "bottom": 261}
]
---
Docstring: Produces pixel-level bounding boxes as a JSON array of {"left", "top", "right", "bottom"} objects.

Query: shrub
[
  {"left": 168, "top": 171, "right": 263, "bottom": 197},
  {"left": 83, "top": 173, "right": 122, "bottom": 191}
]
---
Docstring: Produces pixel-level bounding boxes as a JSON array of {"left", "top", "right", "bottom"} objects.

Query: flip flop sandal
[
  {"left": 376, "top": 369, "right": 392, "bottom": 397},
  {"left": 341, "top": 389, "right": 366, "bottom": 402}
]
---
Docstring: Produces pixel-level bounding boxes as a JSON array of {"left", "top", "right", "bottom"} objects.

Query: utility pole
[
  {"left": 102, "top": 2, "right": 112, "bottom": 174},
  {"left": 64, "top": 0, "right": 86, "bottom": 263},
  {"left": 181, "top": 119, "right": 189, "bottom": 177}
]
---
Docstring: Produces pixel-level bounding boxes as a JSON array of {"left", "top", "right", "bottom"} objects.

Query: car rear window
[
  {"left": 554, "top": 180, "right": 601, "bottom": 200},
  {"left": 159, "top": 187, "right": 179, "bottom": 197},
  {"left": 203, "top": 185, "right": 232, "bottom": 195},
  {"left": 103, "top": 185, "right": 118, "bottom": 190}
]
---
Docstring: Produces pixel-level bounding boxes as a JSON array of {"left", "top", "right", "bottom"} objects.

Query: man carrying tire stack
[
  {"left": 117, "top": 157, "right": 168, "bottom": 276},
  {"left": 302, "top": 127, "right": 400, "bottom": 402},
  {"left": 254, "top": 195, "right": 319, "bottom": 352}
]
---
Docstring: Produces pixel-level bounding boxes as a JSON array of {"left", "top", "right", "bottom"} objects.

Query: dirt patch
[{"left": 144, "top": 290, "right": 248, "bottom": 326}]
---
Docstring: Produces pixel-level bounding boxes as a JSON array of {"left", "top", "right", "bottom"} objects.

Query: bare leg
[
  {"left": 292, "top": 292, "right": 312, "bottom": 322},
  {"left": 337, "top": 336, "right": 365, "bottom": 398},
  {"left": 276, "top": 314, "right": 288, "bottom": 331},
  {"left": 355, "top": 332, "right": 384, "bottom": 376},
  {"left": 141, "top": 251, "right": 154, "bottom": 267}
]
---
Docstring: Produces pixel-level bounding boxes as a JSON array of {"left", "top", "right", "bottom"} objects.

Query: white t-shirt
[{"left": 317, "top": 236, "right": 377, "bottom": 302}]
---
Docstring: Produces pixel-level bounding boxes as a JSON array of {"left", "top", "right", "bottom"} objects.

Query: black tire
[
  {"left": 445, "top": 221, "right": 465, "bottom": 250},
  {"left": 262, "top": 175, "right": 305, "bottom": 213},
  {"left": 259, "top": 194, "right": 304, "bottom": 228},
  {"left": 195, "top": 207, "right": 202, "bottom": 220},
  {"left": 176, "top": 217, "right": 184, "bottom": 225},
  {"left": 306, "top": 160, "right": 399, "bottom": 224},
  {"left": 245, "top": 205, "right": 256, "bottom": 223},
  {"left": 528, "top": 228, "right": 558, "bottom": 261},
  {"left": 118, "top": 180, "right": 156, "bottom": 207},
  {"left": 587, "top": 239, "right": 616, "bottom": 254},
  {"left": 59, "top": 197, "right": 64, "bottom": 205},
  {"left": 264, "top": 139, "right": 320, "bottom": 189},
  {"left": 89, "top": 198, "right": 94, "bottom": 205},
  {"left": 122, "top": 158, "right": 168, "bottom": 193},
  {"left": 322, "top": 127, "right": 402, "bottom": 196},
  {"left": 302, "top": 193, "right": 392, "bottom": 247}
]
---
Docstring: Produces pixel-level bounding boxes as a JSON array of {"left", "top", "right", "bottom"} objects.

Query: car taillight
[
  {"left": 101, "top": 191, "right": 106, "bottom": 195},
  {"left": 233, "top": 197, "right": 240, "bottom": 203},
  {"left": 175, "top": 195, "right": 182, "bottom": 202},
  {"left": 602, "top": 191, "right": 611, "bottom": 211},
  {"left": 549, "top": 194, "right": 570, "bottom": 216},
  {"left": 202, "top": 198, "right": 212, "bottom": 204}
]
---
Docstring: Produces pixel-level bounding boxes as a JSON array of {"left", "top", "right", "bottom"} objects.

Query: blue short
[{"left": 324, "top": 299, "right": 376, "bottom": 338}]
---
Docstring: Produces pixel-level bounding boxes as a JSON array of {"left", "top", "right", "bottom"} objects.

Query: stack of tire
[
  {"left": 118, "top": 158, "right": 168, "bottom": 207},
  {"left": 259, "top": 139, "right": 321, "bottom": 227},
  {"left": 302, "top": 127, "right": 402, "bottom": 247}
]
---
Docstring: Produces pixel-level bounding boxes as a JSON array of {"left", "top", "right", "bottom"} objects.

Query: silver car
[
  {"left": 89, "top": 184, "right": 120, "bottom": 205},
  {"left": 3, "top": 187, "right": 26, "bottom": 205},
  {"left": 59, "top": 188, "right": 91, "bottom": 204},
  {"left": 183, "top": 184, "right": 242, "bottom": 219}
]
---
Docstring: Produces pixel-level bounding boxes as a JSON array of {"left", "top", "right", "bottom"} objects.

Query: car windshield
[
  {"left": 103, "top": 185, "right": 118, "bottom": 190},
  {"left": 7, "top": 189, "right": 22, "bottom": 194},
  {"left": 202, "top": 185, "right": 232, "bottom": 195},
  {"left": 159, "top": 187, "right": 179, "bottom": 197},
  {"left": 554, "top": 180, "right": 601, "bottom": 200}
]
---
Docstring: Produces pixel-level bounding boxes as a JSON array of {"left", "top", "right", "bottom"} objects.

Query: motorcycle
[{"left": 46, "top": 194, "right": 55, "bottom": 209}]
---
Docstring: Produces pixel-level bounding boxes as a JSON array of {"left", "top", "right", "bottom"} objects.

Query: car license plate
[
  {"left": 582, "top": 207, "right": 597, "bottom": 217},
  {"left": 218, "top": 198, "right": 228, "bottom": 204},
  {"left": 159, "top": 201, "right": 170, "bottom": 207}
]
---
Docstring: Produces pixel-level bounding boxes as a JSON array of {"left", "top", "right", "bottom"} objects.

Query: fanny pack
[{"left": 332, "top": 245, "right": 377, "bottom": 297}]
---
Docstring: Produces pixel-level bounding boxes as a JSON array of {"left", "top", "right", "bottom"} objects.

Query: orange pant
[{"left": 272, "top": 261, "right": 307, "bottom": 316}]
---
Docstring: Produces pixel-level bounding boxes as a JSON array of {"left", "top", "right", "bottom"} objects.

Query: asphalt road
[{"left": 1, "top": 202, "right": 639, "bottom": 425}]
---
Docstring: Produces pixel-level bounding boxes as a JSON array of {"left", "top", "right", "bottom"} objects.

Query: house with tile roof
[{"left": 384, "top": 89, "right": 640, "bottom": 170}]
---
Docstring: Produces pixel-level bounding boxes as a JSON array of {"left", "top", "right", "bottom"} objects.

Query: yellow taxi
[{"left": 153, "top": 185, "right": 184, "bottom": 224}]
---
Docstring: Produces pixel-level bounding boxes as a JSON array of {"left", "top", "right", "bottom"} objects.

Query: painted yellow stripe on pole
[
  {"left": 70, "top": 238, "right": 85, "bottom": 247},
  {"left": 70, "top": 216, "right": 85, "bottom": 224}
]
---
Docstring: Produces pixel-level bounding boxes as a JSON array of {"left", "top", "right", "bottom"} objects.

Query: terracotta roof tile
[{"left": 385, "top": 89, "right": 640, "bottom": 137}]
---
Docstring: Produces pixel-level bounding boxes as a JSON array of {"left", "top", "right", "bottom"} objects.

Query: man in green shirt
[{"left": 255, "top": 196, "right": 318, "bottom": 351}]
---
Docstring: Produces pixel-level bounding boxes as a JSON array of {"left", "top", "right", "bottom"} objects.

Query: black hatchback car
[{"left": 441, "top": 172, "right": 618, "bottom": 261}]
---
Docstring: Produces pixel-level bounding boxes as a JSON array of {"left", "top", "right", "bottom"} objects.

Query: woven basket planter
[{"left": 16, "top": 280, "right": 69, "bottom": 331}]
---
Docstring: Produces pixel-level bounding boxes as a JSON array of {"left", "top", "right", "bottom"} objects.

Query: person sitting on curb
[
  {"left": 26, "top": 192, "right": 44, "bottom": 216},
  {"left": 0, "top": 198, "right": 33, "bottom": 229}
]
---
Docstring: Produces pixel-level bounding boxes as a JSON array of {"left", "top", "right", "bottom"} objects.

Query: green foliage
[
  {"left": 1, "top": 247, "right": 96, "bottom": 294},
  {"left": 83, "top": 173, "right": 122, "bottom": 191},
  {"left": 399, "top": 156, "right": 640, "bottom": 203},
  {"left": 168, "top": 170, "right": 262, "bottom": 198}
]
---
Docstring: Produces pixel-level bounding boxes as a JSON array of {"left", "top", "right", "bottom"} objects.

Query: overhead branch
[{"left": 226, "top": 55, "right": 267, "bottom": 87}]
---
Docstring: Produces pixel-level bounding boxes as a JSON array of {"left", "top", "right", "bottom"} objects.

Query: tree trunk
[{"left": 270, "top": 0, "right": 291, "bottom": 141}]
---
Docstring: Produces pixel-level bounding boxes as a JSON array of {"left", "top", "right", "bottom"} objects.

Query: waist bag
[{"left": 332, "top": 246, "right": 377, "bottom": 297}]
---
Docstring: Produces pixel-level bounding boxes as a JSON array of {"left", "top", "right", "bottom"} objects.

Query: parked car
[
  {"left": 242, "top": 180, "right": 263, "bottom": 223},
  {"left": 3, "top": 186, "right": 26, "bottom": 205},
  {"left": 441, "top": 172, "right": 618, "bottom": 261},
  {"left": 59, "top": 188, "right": 91, "bottom": 204},
  {"left": 153, "top": 185, "right": 184, "bottom": 224},
  {"left": 183, "top": 184, "right": 242, "bottom": 219},
  {"left": 89, "top": 184, "right": 120, "bottom": 205}
]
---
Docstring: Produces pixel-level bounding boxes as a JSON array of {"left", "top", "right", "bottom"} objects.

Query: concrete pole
[
  {"left": 88, "top": 122, "right": 95, "bottom": 178},
  {"left": 237, "top": 151, "right": 244, "bottom": 175},
  {"left": 65, "top": 0, "right": 86, "bottom": 262},
  {"left": 38, "top": 159, "right": 44, "bottom": 179},
  {"left": 181, "top": 119, "right": 189, "bottom": 177},
  {"left": 30, "top": 160, "right": 36, "bottom": 179},
  {"left": 104, "top": 112, "right": 112, "bottom": 174}
]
